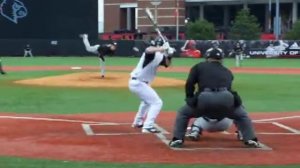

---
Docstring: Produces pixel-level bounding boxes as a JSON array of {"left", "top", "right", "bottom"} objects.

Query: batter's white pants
[
  {"left": 191, "top": 117, "right": 233, "bottom": 132},
  {"left": 128, "top": 79, "right": 163, "bottom": 129}
]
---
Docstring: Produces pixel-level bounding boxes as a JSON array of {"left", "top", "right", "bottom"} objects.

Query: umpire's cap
[{"left": 206, "top": 49, "right": 224, "bottom": 60}]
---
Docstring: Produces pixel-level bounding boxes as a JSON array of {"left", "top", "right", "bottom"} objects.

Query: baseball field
[{"left": 0, "top": 56, "right": 300, "bottom": 168}]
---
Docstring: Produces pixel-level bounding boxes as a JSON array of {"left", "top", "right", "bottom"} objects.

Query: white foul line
[
  {"left": 254, "top": 116, "right": 300, "bottom": 122},
  {"left": 272, "top": 122, "right": 300, "bottom": 134},
  {"left": 154, "top": 123, "right": 171, "bottom": 146},
  {"left": 0, "top": 115, "right": 117, "bottom": 124}
]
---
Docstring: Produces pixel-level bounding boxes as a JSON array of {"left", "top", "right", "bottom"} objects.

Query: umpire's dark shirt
[{"left": 185, "top": 61, "right": 233, "bottom": 98}]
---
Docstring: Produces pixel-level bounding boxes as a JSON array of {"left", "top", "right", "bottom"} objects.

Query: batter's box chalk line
[
  {"left": 221, "top": 121, "right": 300, "bottom": 135},
  {"left": 169, "top": 116, "right": 300, "bottom": 151},
  {"left": 169, "top": 143, "right": 272, "bottom": 151},
  {"left": 81, "top": 123, "right": 170, "bottom": 136},
  {"left": 157, "top": 131, "right": 273, "bottom": 151}
]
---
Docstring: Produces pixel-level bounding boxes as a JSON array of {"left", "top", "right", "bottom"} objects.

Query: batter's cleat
[
  {"left": 185, "top": 131, "right": 200, "bottom": 141},
  {"left": 131, "top": 124, "right": 143, "bottom": 128},
  {"left": 101, "top": 75, "right": 105, "bottom": 78},
  {"left": 235, "top": 130, "right": 244, "bottom": 141},
  {"left": 169, "top": 139, "right": 184, "bottom": 148},
  {"left": 244, "top": 139, "right": 262, "bottom": 148},
  {"left": 142, "top": 127, "right": 161, "bottom": 133}
]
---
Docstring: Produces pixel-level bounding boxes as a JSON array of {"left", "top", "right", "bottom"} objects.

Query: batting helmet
[{"left": 150, "top": 36, "right": 164, "bottom": 47}]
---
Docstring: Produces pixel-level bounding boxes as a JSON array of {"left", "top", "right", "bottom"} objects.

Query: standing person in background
[
  {"left": 180, "top": 40, "right": 201, "bottom": 58},
  {"left": 79, "top": 34, "right": 117, "bottom": 78},
  {"left": 0, "top": 57, "right": 6, "bottom": 75},
  {"left": 129, "top": 37, "right": 175, "bottom": 133},
  {"left": 233, "top": 41, "right": 244, "bottom": 67},
  {"left": 24, "top": 44, "right": 33, "bottom": 57}
]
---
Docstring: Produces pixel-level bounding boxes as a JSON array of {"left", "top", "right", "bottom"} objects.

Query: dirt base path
[{"left": 0, "top": 112, "right": 300, "bottom": 165}]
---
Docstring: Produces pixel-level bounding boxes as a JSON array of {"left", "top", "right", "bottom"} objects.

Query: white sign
[{"left": 150, "top": 0, "right": 162, "bottom": 6}]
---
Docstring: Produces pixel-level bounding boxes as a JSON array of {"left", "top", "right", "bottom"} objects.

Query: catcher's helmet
[{"left": 206, "top": 49, "right": 224, "bottom": 60}]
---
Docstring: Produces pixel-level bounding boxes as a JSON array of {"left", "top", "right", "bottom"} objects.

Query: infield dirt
[{"left": 14, "top": 72, "right": 185, "bottom": 88}]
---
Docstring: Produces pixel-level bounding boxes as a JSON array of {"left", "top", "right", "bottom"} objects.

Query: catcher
[{"left": 186, "top": 116, "right": 243, "bottom": 141}]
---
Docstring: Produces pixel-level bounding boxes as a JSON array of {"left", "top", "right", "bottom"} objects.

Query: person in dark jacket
[{"left": 169, "top": 48, "right": 261, "bottom": 148}]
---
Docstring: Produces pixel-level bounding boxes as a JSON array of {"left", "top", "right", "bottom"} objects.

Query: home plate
[{"left": 71, "top": 66, "right": 82, "bottom": 70}]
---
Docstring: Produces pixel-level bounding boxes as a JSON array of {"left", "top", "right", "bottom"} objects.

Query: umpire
[{"left": 169, "top": 48, "right": 261, "bottom": 148}]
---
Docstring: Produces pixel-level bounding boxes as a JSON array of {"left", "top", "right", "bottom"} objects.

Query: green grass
[
  {"left": 1, "top": 157, "right": 300, "bottom": 168},
  {"left": 1, "top": 71, "right": 299, "bottom": 113},
  {"left": 1, "top": 56, "right": 300, "bottom": 168},
  {"left": 2, "top": 56, "right": 300, "bottom": 68}
]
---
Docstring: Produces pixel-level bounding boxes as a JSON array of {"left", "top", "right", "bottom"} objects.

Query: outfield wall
[{"left": 0, "top": 39, "right": 299, "bottom": 58}]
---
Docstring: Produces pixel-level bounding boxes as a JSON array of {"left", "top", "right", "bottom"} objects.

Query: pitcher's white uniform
[{"left": 129, "top": 51, "right": 166, "bottom": 132}]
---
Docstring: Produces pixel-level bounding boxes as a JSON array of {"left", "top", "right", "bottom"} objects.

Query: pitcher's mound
[{"left": 15, "top": 72, "right": 185, "bottom": 88}]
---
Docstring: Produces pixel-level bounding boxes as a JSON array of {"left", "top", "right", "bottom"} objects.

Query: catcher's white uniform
[
  {"left": 128, "top": 49, "right": 167, "bottom": 133},
  {"left": 186, "top": 117, "right": 234, "bottom": 141},
  {"left": 192, "top": 117, "right": 233, "bottom": 132}
]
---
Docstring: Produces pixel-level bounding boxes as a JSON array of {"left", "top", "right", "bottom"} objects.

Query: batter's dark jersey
[{"left": 185, "top": 61, "right": 233, "bottom": 98}]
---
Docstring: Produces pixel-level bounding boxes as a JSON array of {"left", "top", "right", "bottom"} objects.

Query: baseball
[{"left": 133, "top": 47, "right": 139, "bottom": 52}]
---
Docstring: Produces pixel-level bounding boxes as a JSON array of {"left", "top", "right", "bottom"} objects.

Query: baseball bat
[{"left": 144, "top": 8, "right": 167, "bottom": 43}]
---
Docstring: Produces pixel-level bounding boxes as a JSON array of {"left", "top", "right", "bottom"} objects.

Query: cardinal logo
[{"left": 0, "top": 0, "right": 28, "bottom": 24}]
